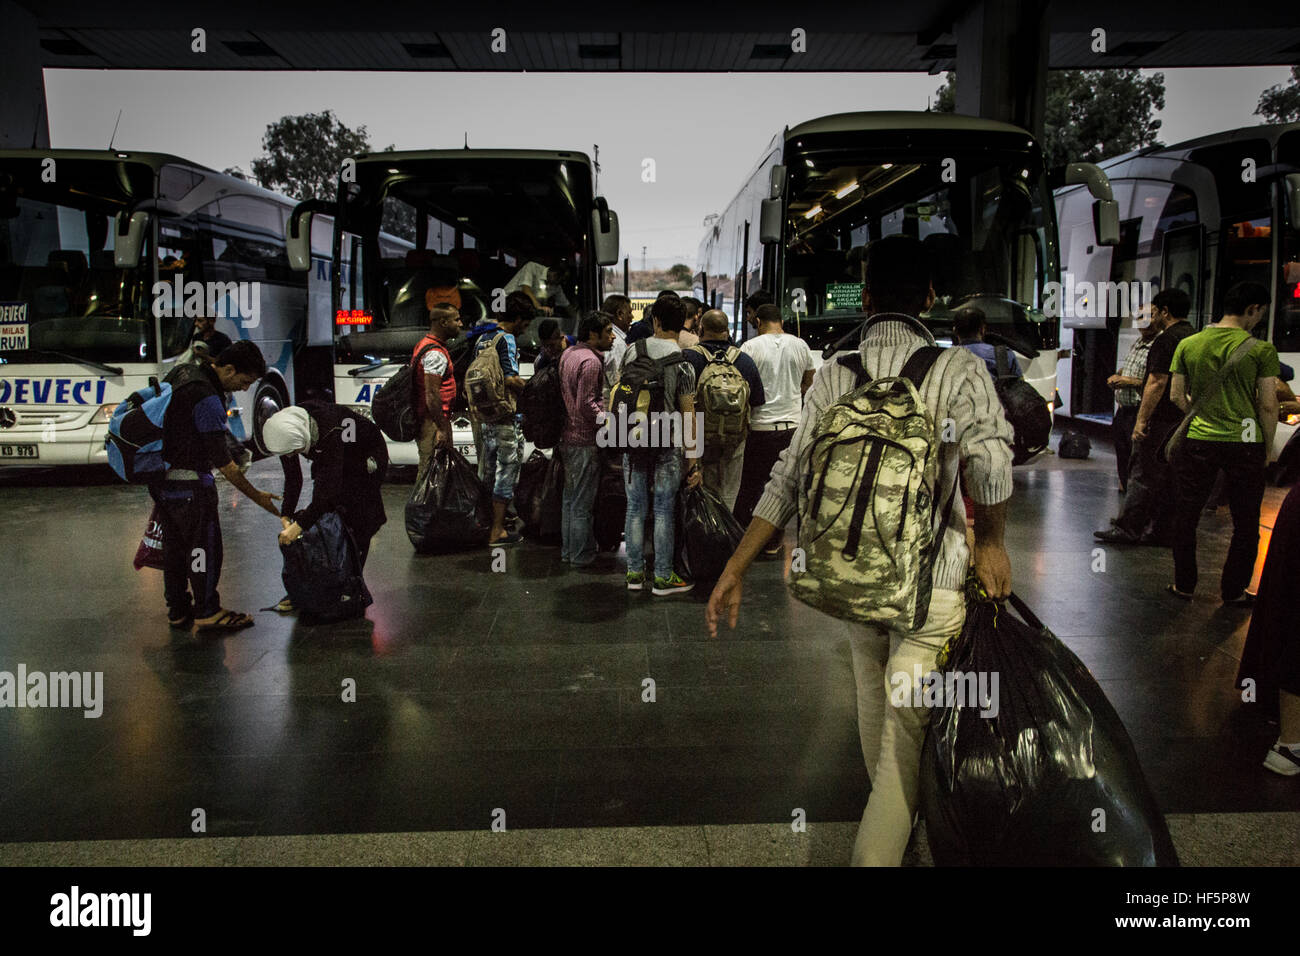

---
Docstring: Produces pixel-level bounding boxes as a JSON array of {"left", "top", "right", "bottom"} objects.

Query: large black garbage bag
[
  {"left": 405, "top": 446, "right": 491, "bottom": 553},
  {"left": 593, "top": 460, "right": 626, "bottom": 552},
  {"left": 675, "top": 484, "right": 745, "bottom": 582},
  {"left": 919, "top": 588, "right": 1179, "bottom": 866},
  {"left": 515, "top": 450, "right": 564, "bottom": 544},
  {"left": 281, "top": 511, "right": 373, "bottom": 622}
]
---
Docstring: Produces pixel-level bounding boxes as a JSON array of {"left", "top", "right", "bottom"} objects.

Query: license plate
[{"left": 0, "top": 443, "right": 38, "bottom": 459}]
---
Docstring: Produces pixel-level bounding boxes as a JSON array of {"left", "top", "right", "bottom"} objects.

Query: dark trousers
[
  {"left": 1116, "top": 430, "right": 1175, "bottom": 541},
  {"left": 1171, "top": 439, "right": 1267, "bottom": 599},
  {"left": 734, "top": 428, "right": 795, "bottom": 529},
  {"left": 150, "top": 479, "right": 223, "bottom": 620},
  {"left": 1112, "top": 404, "right": 1139, "bottom": 487}
]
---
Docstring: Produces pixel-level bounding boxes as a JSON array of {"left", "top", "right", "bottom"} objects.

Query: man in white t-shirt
[
  {"left": 601, "top": 293, "right": 634, "bottom": 401},
  {"left": 504, "top": 260, "right": 564, "bottom": 316},
  {"left": 735, "top": 303, "right": 815, "bottom": 555}
]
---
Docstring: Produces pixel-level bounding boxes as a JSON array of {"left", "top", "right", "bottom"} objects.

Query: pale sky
[{"left": 43, "top": 66, "right": 1294, "bottom": 269}]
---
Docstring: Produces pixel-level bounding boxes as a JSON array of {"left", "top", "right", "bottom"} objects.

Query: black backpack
[
  {"left": 608, "top": 339, "right": 676, "bottom": 468},
  {"left": 992, "top": 345, "right": 1052, "bottom": 465},
  {"left": 1058, "top": 430, "right": 1091, "bottom": 459},
  {"left": 520, "top": 362, "right": 565, "bottom": 449},
  {"left": 372, "top": 342, "right": 439, "bottom": 443}
]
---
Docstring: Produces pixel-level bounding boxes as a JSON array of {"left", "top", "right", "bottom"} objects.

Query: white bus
[
  {"left": 696, "top": 111, "right": 1120, "bottom": 408},
  {"left": 0, "top": 149, "right": 334, "bottom": 466},
  {"left": 285, "top": 149, "right": 620, "bottom": 465},
  {"left": 1054, "top": 122, "right": 1300, "bottom": 444}
]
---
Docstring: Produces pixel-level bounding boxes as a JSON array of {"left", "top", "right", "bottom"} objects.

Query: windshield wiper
[
  {"left": 348, "top": 358, "right": 397, "bottom": 377},
  {"left": 27, "top": 349, "right": 124, "bottom": 376}
]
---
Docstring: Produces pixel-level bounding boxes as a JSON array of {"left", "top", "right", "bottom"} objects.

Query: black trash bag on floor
[
  {"left": 593, "top": 460, "right": 626, "bottom": 552},
  {"left": 515, "top": 450, "right": 564, "bottom": 544},
  {"left": 405, "top": 446, "right": 491, "bottom": 553},
  {"left": 675, "top": 484, "right": 745, "bottom": 582},
  {"left": 281, "top": 511, "right": 373, "bottom": 622},
  {"left": 919, "top": 586, "right": 1179, "bottom": 866}
]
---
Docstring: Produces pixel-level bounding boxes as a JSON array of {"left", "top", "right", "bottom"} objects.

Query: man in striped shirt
[
  {"left": 1107, "top": 310, "right": 1157, "bottom": 491},
  {"left": 706, "top": 235, "right": 1014, "bottom": 867}
]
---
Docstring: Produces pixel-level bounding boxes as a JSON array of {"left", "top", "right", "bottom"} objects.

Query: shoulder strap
[
  {"left": 1182, "top": 334, "right": 1260, "bottom": 420},
  {"left": 412, "top": 341, "right": 439, "bottom": 368},
  {"left": 899, "top": 346, "right": 944, "bottom": 390},
  {"left": 837, "top": 352, "right": 870, "bottom": 389},
  {"left": 994, "top": 344, "right": 1011, "bottom": 379},
  {"left": 722, "top": 346, "right": 741, "bottom": 364}
]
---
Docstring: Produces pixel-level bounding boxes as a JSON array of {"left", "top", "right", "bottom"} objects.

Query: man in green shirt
[{"left": 1167, "top": 282, "right": 1281, "bottom": 604}]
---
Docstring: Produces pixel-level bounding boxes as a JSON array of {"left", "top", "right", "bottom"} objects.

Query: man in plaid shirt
[{"left": 1107, "top": 308, "right": 1158, "bottom": 490}]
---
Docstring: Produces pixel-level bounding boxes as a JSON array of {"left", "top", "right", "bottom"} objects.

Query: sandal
[
  {"left": 168, "top": 615, "right": 193, "bottom": 629},
  {"left": 194, "top": 609, "right": 256, "bottom": 633}
]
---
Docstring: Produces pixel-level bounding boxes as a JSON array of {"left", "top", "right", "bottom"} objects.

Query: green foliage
[
  {"left": 249, "top": 110, "right": 372, "bottom": 201},
  {"left": 928, "top": 69, "right": 1165, "bottom": 166},
  {"left": 1256, "top": 67, "right": 1300, "bottom": 124},
  {"left": 667, "top": 263, "right": 693, "bottom": 284}
]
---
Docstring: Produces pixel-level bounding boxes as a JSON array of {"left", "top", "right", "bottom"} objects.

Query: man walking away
[
  {"left": 1107, "top": 307, "right": 1158, "bottom": 491},
  {"left": 153, "top": 340, "right": 281, "bottom": 633},
  {"left": 735, "top": 302, "right": 815, "bottom": 556},
  {"left": 1094, "top": 289, "right": 1194, "bottom": 546},
  {"left": 682, "top": 308, "right": 766, "bottom": 510},
  {"left": 1167, "top": 281, "right": 1280, "bottom": 603},
  {"left": 625, "top": 290, "right": 678, "bottom": 347},
  {"left": 558, "top": 311, "right": 615, "bottom": 568},
  {"left": 951, "top": 305, "right": 1022, "bottom": 379},
  {"left": 470, "top": 292, "right": 535, "bottom": 545},
  {"left": 412, "top": 301, "right": 463, "bottom": 486},
  {"left": 706, "top": 235, "right": 1014, "bottom": 866},
  {"left": 619, "top": 295, "right": 702, "bottom": 594}
]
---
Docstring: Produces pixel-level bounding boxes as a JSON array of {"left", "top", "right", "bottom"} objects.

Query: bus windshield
[
  {"left": 781, "top": 131, "right": 1057, "bottom": 355},
  {"left": 0, "top": 164, "right": 156, "bottom": 364},
  {"left": 334, "top": 156, "right": 594, "bottom": 363}
]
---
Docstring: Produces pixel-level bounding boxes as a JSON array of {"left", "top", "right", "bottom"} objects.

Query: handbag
[
  {"left": 133, "top": 505, "right": 166, "bottom": 571},
  {"left": 1158, "top": 334, "right": 1260, "bottom": 465}
]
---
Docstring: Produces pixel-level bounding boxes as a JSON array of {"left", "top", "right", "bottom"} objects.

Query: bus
[
  {"left": 285, "top": 148, "right": 620, "bottom": 465},
  {"left": 0, "top": 149, "right": 333, "bottom": 466},
  {"left": 1054, "top": 122, "right": 1300, "bottom": 441},
  {"left": 696, "top": 111, "right": 1121, "bottom": 409}
]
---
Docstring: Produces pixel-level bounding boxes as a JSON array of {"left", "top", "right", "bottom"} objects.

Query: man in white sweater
[{"left": 706, "top": 235, "right": 1014, "bottom": 866}]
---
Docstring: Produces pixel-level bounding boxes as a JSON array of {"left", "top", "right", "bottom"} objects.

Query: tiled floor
[{"left": 0, "top": 441, "right": 1296, "bottom": 862}]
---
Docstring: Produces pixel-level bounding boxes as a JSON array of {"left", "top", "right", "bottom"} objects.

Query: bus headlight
[{"left": 91, "top": 403, "right": 118, "bottom": 424}]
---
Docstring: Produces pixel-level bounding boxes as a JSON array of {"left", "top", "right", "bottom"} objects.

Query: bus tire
[{"left": 250, "top": 379, "right": 289, "bottom": 459}]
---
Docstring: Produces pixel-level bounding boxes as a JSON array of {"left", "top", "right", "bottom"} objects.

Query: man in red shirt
[{"left": 413, "top": 302, "right": 463, "bottom": 484}]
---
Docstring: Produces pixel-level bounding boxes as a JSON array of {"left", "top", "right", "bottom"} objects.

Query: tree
[
  {"left": 1256, "top": 67, "right": 1300, "bottom": 124},
  {"left": 667, "top": 263, "right": 693, "bottom": 286},
  {"left": 928, "top": 69, "right": 1164, "bottom": 167},
  {"left": 250, "top": 111, "right": 372, "bottom": 201},
  {"left": 221, "top": 165, "right": 247, "bottom": 181}
]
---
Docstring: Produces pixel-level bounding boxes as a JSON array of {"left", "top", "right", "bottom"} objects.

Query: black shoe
[
  {"left": 1094, "top": 527, "right": 1139, "bottom": 544},
  {"left": 1222, "top": 592, "right": 1256, "bottom": 608},
  {"left": 1136, "top": 533, "right": 1171, "bottom": 547},
  {"left": 1165, "top": 584, "right": 1194, "bottom": 600}
]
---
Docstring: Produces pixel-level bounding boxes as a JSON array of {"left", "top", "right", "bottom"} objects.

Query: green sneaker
[
  {"left": 626, "top": 572, "right": 646, "bottom": 591},
  {"left": 651, "top": 573, "right": 694, "bottom": 596}
]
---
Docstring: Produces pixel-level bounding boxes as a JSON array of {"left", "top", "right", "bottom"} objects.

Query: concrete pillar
[
  {"left": 954, "top": 0, "right": 1048, "bottom": 140},
  {"left": 0, "top": 0, "right": 49, "bottom": 149}
]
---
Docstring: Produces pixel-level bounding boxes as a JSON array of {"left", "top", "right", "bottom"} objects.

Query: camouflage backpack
[
  {"left": 688, "top": 344, "right": 750, "bottom": 461},
  {"left": 790, "top": 346, "right": 957, "bottom": 631},
  {"left": 464, "top": 332, "right": 515, "bottom": 423}
]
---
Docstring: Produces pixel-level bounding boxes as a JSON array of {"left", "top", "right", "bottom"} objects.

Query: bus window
[
  {"left": 1214, "top": 215, "right": 1272, "bottom": 319},
  {"left": 1162, "top": 225, "right": 1204, "bottom": 322}
]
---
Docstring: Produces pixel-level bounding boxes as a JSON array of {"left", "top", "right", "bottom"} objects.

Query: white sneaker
[{"left": 1263, "top": 742, "right": 1300, "bottom": 777}]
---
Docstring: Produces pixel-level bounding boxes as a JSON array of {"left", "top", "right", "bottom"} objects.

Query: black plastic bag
[
  {"left": 919, "top": 588, "right": 1179, "bottom": 866},
  {"left": 515, "top": 450, "right": 564, "bottom": 544},
  {"left": 405, "top": 446, "right": 491, "bottom": 553},
  {"left": 996, "top": 379, "right": 1053, "bottom": 465},
  {"left": 593, "top": 459, "right": 626, "bottom": 552},
  {"left": 1058, "top": 430, "right": 1092, "bottom": 459},
  {"left": 281, "top": 511, "right": 373, "bottom": 622},
  {"left": 675, "top": 484, "right": 744, "bottom": 583}
]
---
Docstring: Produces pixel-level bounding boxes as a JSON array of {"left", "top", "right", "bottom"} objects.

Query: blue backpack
[{"left": 106, "top": 377, "right": 175, "bottom": 482}]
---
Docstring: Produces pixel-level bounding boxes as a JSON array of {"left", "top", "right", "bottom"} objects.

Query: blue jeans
[
  {"left": 624, "top": 450, "right": 682, "bottom": 581},
  {"left": 561, "top": 444, "right": 601, "bottom": 565},
  {"left": 481, "top": 421, "right": 524, "bottom": 503}
]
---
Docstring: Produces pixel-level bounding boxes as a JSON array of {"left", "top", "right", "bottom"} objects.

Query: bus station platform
[{"left": 0, "top": 440, "right": 1297, "bottom": 866}]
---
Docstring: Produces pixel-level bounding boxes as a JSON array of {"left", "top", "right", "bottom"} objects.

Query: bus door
[{"left": 1161, "top": 224, "right": 1205, "bottom": 325}]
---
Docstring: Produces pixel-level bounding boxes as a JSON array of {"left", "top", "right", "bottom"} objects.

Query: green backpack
[{"left": 790, "top": 347, "right": 957, "bottom": 631}]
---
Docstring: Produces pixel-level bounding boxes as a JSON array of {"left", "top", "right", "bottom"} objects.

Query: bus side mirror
[
  {"left": 1287, "top": 174, "right": 1300, "bottom": 231},
  {"left": 1093, "top": 199, "right": 1120, "bottom": 247},
  {"left": 759, "top": 198, "right": 782, "bottom": 244},
  {"left": 592, "top": 198, "right": 620, "bottom": 266},
  {"left": 114, "top": 211, "right": 149, "bottom": 267},
  {"left": 286, "top": 203, "right": 315, "bottom": 272}
]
